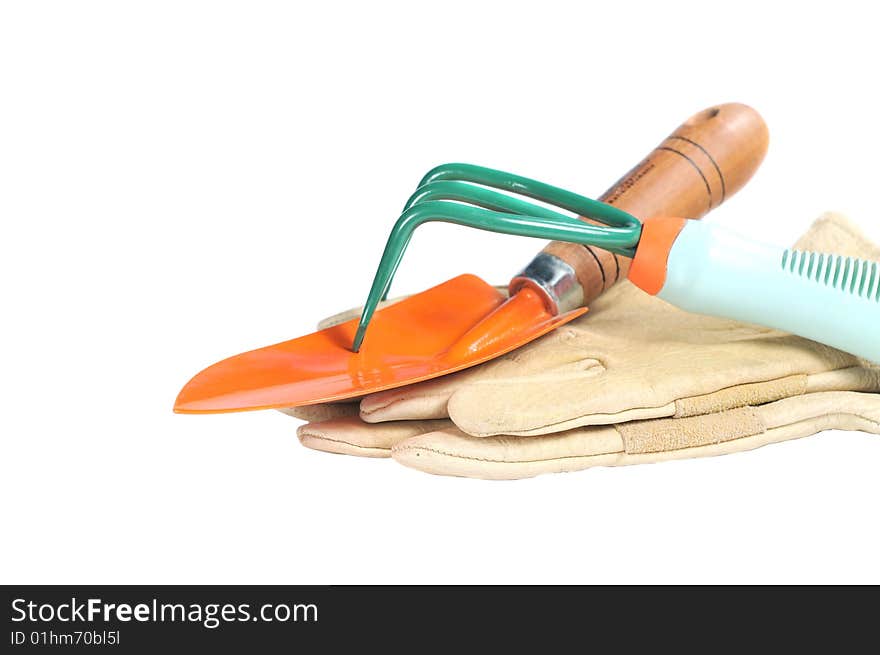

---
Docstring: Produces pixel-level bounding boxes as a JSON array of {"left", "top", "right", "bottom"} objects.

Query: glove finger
[
  {"left": 619, "top": 390, "right": 880, "bottom": 465},
  {"left": 360, "top": 369, "right": 480, "bottom": 422},
  {"left": 672, "top": 365, "right": 880, "bottom": 418},
  {"left": 279, "top": 402, "right": 360, "bottom": 422},
  {"left": 391, "top": 424, "right": 624, "bottom": 479},
  {"left": 297, "top": 416, "right": 452, "bottom": 458},
  {"left": 392, "top": 391, "right": 880, "bottom": 479},
  {"left": 448, "top": 332, "right": 858, "bottom": 437}
]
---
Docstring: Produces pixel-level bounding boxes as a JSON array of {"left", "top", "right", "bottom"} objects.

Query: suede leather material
[
  {"left": 280, "top": 402, "right": 360, "bottom": 422},
  {"left": 297, "top": 417, "right": 449, "bottom": 458},
  {"left": 673, "top": 375, "right": 806, "bottom": 418},
  {"left": 617, "top": 406, "right": 765, "bottom": 454}
]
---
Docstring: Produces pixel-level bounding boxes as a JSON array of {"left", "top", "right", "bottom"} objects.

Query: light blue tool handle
[{"left": 658, "top": 221, "right": 880, "bottom": 363}]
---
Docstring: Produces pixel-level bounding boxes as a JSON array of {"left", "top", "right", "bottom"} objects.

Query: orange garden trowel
[{"left": 175, "top": 104, "right": 769, "bottom": 414}]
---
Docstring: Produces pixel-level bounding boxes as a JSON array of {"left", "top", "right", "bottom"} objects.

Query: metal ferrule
[{"left": 508, "top": 252, "right": 584, "bottom": 315}]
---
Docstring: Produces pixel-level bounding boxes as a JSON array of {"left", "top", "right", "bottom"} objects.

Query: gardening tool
[{"left": 175, "top": 104, "right": 768, "bottom": 413}]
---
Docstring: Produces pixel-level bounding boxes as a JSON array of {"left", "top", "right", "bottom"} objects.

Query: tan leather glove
[
  {"left": 292, "top": 213, "right": 880, "bottom": 477},
  {"left": 387, "top": 390, "right": 880, "bottom": 478}
]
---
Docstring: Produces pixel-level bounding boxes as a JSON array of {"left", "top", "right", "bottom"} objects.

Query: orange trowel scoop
[{"left": 175, "top": 103, "right": 769, "bottom": 413}]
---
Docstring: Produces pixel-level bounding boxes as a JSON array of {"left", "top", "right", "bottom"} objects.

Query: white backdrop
[{"left": 1, "top": 1, "right": 878, "bottom": 584}]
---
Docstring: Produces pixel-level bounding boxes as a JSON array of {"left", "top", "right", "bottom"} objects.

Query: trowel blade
[{"left": 174, "top": 274, "right": 586, "bottom": 413}]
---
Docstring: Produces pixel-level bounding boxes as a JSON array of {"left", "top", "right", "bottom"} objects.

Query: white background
[{"left": 2, "top": 1, "right": 878, "bottom": 584}]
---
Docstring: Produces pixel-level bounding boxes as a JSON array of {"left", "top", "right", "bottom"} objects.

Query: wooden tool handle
[{"left": 543, "top": 103, "right": 769, "bottom": 305}]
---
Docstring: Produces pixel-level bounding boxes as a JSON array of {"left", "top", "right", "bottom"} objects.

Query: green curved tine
[
  {"left": 351, "top": 164, "right": 643, "bottom": 352},
  {"left": 417, "top": 164, "right": 639, "bottom": 234},
  {"left": 379, "top": 180, "right": 596, "bottom": 301},
  {"left": 379, "top": 166, "right": 641, "bottom": 301}
]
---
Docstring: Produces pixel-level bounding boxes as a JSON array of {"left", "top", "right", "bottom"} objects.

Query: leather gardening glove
[
  {"left": 291, "top": 214, "right": 880, "bottom": 478},
  {"left": 387, "top": 390, "right": 880, "bottom": 479}
]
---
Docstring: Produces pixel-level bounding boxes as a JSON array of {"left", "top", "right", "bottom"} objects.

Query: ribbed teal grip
[
  {"left": 781, "top": 250, "right": 880, "bottom": 302},
  {"left": 657, "top": 221, "right": 880, "bottom": 363}
]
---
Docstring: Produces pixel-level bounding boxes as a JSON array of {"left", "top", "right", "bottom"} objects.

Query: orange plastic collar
[{"left": 628, "top": 217, "right": 687, "bottom": 295}]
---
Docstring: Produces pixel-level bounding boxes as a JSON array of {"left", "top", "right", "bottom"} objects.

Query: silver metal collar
[{"left": 508, "top": 252, "right": 584, "bottom": 315}]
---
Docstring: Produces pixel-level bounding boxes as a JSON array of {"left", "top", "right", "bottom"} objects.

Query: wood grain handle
[{"left": 542, "top": 103, "right": 769, "bottom": 306}]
